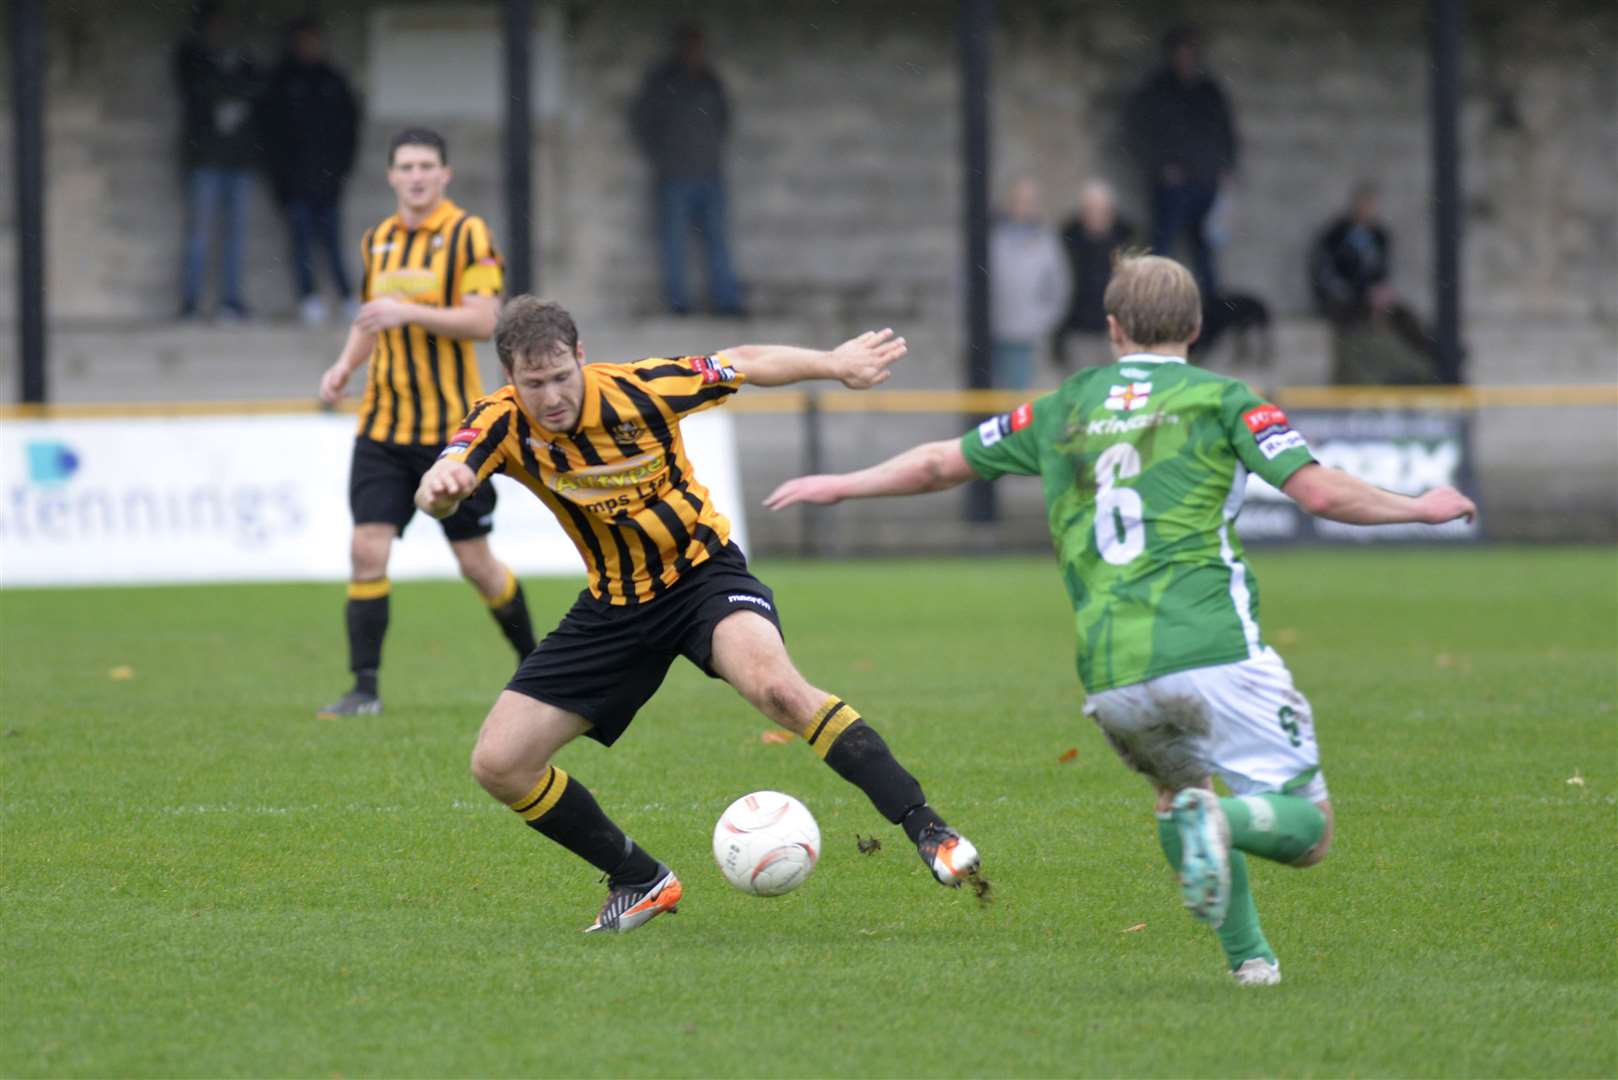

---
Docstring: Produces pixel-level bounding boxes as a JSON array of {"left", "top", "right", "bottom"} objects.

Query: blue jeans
[
  {"left": 655, "top": 178, "right": 742, "bottom": 313},
  {"left": 991, "top": 341, "right": 1036, "bottom": 390},
  {"left": 182, "top": 166, "right": 251, "bottom": 312},
  {"left": 1151, "top": 180, "right": 1219, "bottom": 297},
  {"left": 287, "top": 200, "right": 352, "bottom": 300}
]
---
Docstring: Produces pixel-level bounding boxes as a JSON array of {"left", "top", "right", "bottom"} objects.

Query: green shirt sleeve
[
  {"left": 1222, "top": 382, "right": 1316, "bottom": 488},
  {"left": 959, "top": 397, "right": 1048, "bottom": 480}
]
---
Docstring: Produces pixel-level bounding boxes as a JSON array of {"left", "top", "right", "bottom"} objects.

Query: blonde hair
[{"left": 1102, "top": 253, "right": 1202, "bottom": 347}]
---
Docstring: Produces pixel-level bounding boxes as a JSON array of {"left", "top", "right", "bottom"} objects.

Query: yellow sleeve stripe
[
  {"left": 460, "top": 263, "right": 503, "bottom": 294},
  {"left": 347, "top": 578, "right": 392, "bottom": 601},
  {"left": 510, "top": 766, "right": 570, "bottom": 822},
  {"left": 804, "top": 697, "right": 861, "bottom": 759}
]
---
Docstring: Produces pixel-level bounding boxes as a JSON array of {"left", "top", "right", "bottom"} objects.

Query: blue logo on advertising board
[{"left": 26, "top": 441, "right": 80, "bottom": 487}]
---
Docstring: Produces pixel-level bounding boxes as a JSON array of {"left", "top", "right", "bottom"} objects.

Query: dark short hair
[
  {"left": 388, "top": 128, "right": 448, "bottom": 167},
  {"left": 495, "top": 296, "right": 580, "bottom": 372}
]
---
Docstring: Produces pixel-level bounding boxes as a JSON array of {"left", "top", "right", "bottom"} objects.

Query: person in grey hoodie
[{"left": 990, "top": 178, "right": 1072, "bottom": 390}]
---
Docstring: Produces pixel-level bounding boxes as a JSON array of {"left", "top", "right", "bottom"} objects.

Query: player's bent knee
[
  {"left": 1293, "top": 835, "right": 1332, "bottom": 868},
  {"left": 1291, "top": 801, "right": 1335, "bottom": 868},
  {"left": 469, "top": 737, "right": 544, "bottom": 802}
]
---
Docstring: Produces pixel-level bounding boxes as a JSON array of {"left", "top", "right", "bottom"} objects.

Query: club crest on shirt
[
  {"left": 1105, "top": 382, "right": 1152, "bottom": 412},
  {"left": 613, "top": 420, "right": 645, "bottom": 443}
]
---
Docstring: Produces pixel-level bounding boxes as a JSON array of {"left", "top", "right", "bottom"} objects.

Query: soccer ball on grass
[{"left": 712, "top": 790, "right": 820, "bottom": 896}]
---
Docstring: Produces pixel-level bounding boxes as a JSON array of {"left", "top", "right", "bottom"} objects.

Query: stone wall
[{"left": 1, "top": 0, "right": 1613, "bottom": 338}]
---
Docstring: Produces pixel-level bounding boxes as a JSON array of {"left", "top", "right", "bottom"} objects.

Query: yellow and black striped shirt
[
  {"left": 444, "top": 355, "right": 747, "bottom": 605},
  {"left": 356, "top": 198, "right": 504, "bottom": 446}
]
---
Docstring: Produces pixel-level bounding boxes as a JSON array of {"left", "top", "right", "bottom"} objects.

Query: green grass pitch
[{"left": 2, "top": 547, "right": 1614, "bottom": 1078}]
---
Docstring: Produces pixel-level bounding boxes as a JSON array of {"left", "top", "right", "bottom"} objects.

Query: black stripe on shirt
[
  {"left": 610, "top": 375, "right": 680, "bottom": 484},
  {"left": 605, "top": 515, "right": 639, "bottom": 607},
  {"left": 632, "top": 362, "right": 695, "bottom": 382},
  {"left": 399, "top": 228, "right": 430, "bottom": 443},
  {"left": 515, "top": 411, "right": 611, "bottom": 600},
  {"left": 569, "top": 432, "right": 606, "bottom": 467},
  {"left": 464, "top": 409, "right": 511, "bottom": 476},
  {"left": 441, "top": 213, "right": 468, "bottom": 306},
  {"left": 617, "top": 512, "right": 669, "bottom": 597},
  {"left": 656, "top": 383, "right": 739, "bottom": 414},
  {"left": 645, "top": 495, "right": 694, "bottom": 576}
]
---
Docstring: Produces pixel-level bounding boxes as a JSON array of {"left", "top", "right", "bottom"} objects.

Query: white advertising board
[{"left": 0, "top": 411, "right": 746, "bottom": 587}]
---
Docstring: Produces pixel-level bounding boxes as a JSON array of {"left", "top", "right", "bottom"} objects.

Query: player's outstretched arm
[
  {"left": 319, "top": 324, "right": 379, "bottom": 404},
  {"left": 1281, "top": 462, "right": 1477, "bottom": 526},
  {"left": 722, "top": 328, "right": 908, "bottom": 389},
  {"left": 414, "top": 459, "right": 480, "bottom": 519},
  {"left": 764, "top": 439, "right": 975, "bottom": 509}
]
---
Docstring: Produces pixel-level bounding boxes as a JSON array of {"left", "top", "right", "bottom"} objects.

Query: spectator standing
[
  {"left": 1310, "top": 182, "right": 1442, "bottom": 383},
  {"left": 174, "top": 2, "right": 260, "bottom": 320},
  {"left": 1053, "top": 180, "right": 1134, "bottom": 369},
  {"left": 990, "top": 178, "right": 1071, "bottom": 390},
  {"left": 1124, "top": 26, "right": 1238, "bottom": 297},
  {"left": 258, "top": 18, "right": 360, "bottom": 325},
  {"left": 630, "top": 23, "right": 745, "bottom": 317}
]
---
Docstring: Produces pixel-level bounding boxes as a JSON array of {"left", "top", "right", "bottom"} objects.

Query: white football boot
[{"left": 1231, "top": 957, "right": 1282, "bottom": 986}]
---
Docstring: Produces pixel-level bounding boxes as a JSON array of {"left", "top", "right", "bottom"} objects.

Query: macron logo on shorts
[{"left": 729, "top": 594, "right": 773, "bottom": 612}]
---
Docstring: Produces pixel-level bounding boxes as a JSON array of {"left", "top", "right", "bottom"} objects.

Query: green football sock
[
  {"left": 1221, "top": 793, "right": 1326, "bottom": 865},
  {"left": 1156, "top": 814, "right": 1275, "bottom": 971}
]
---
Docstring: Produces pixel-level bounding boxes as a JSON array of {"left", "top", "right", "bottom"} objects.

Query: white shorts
[{"left": 1083, "top": 647, "right": 1329, "bottom": 803}]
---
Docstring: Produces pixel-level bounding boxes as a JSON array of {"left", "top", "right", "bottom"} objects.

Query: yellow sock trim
[
  {"left": 484, "top": 566, "right": 519, "bottom": 609},
  {"left": 803, "top": 696, "right": 861, "bottom": 759},
  {"left": 509, "top": 765, "right": 569, "bottom": 822},
  {"left": 347, "top": 577, "right": 391, "bottom": 601}
]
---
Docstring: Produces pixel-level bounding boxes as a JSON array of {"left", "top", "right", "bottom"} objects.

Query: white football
[{"left": 712, "top": 790, "right": 821, "bottom": 896}]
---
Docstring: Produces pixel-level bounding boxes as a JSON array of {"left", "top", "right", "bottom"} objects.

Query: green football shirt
[{"left": 960, "top": 354, "right": 1316, "bottom": 692}]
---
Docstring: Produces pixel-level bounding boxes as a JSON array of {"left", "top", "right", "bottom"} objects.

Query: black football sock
[
  {"left": 509, "top": 766, "right": 660, "bottom": 886},
  {"left": 485, "top": 567, "right": 537, "bottom": 658},
  {"left": 346, "top": 578, "right": 390, "bottom": 695},
  {"left": 803, "top": 699, "right": 944, "bottom": 841}
]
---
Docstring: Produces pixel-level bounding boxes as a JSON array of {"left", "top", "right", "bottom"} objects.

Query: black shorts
[
  {"left": 507, "top": 543, "right": 784, "bottom": 746},
  {"left": 348, "top": 436, "right": 496, "bottom": 541}
]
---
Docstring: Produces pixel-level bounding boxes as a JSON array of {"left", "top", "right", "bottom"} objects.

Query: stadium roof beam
[
  {"left": 960, "top": 0, "right": 996, "bottom": 522},
  {"left": 1430, "top": 0, "right": 1465, "bottom": 385},
  {"left": 11, "top": 0, "right": 47, "bottom": 404},
  {"left": 503, "top": 0, "right": 535, "bottom": 296}
]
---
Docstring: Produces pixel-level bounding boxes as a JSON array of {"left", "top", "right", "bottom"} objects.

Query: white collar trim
[{"left": 1119, "top": 353, "right": 1187, "bottom": 365}]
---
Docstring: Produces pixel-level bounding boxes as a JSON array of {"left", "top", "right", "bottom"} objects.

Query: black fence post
[
  {"left": 12, "top": 0, "right": 47, "bottom": 404},
  {"left": 960, "top": 0, "right": 995, "bottom": 521},
  {"left": 1430, "top": 0, "right": 1464, "bottom": 385},
  {"left": 502, "top": 0, "right": 534, "bottom": 296}
]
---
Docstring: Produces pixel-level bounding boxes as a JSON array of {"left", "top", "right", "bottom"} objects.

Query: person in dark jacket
[
  {"left": 1052, "top": 180, "right": 1134, "bottom": 369},
  {"left": 1124, "top": 26, "right": 1238, "bottom": 297},
  {"left": 1310, "top": 182, "right": 1441, "bottom": 383},
  {"left": 258, "top": 17, "right": 360, "bottom": 324},
  {"left": 629, "top": 23, "right": 744, "bottom": 317},
  {"left": 174, "top": 2, "right": 261, "bottom": 320}
]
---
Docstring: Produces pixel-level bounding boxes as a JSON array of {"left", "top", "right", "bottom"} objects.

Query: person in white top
[{"left": 990, "top": 177, "right": 1072, "bottom": 389}]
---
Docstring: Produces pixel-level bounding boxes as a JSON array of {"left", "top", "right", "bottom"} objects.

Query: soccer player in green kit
[{"left": 765, "top": 255, "right": 1476, "bottom": 985}]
